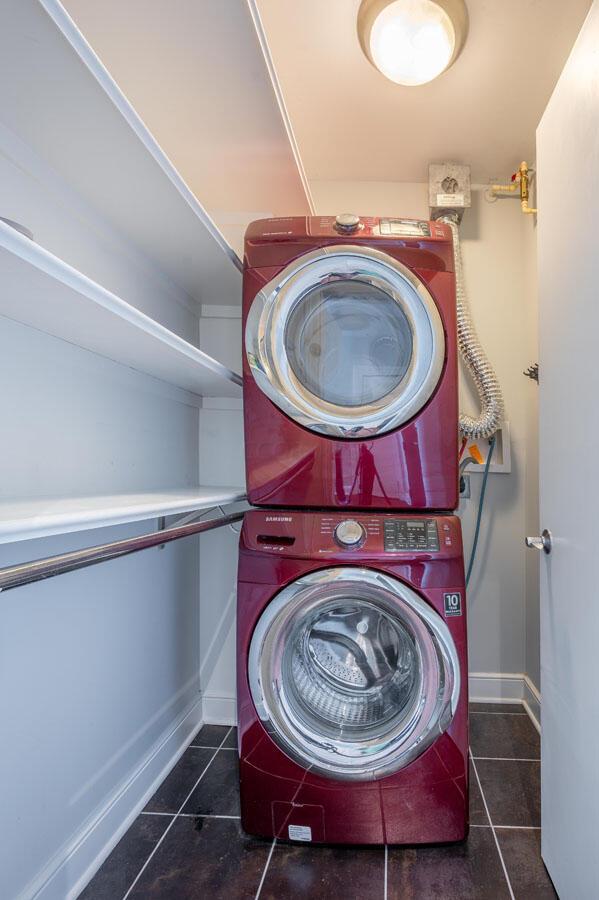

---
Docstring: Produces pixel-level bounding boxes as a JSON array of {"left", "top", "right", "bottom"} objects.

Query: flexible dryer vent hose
[{"left": 441, "top": 217, "right": 504, "bottom": 440}]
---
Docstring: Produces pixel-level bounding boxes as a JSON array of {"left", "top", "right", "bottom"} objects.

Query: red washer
[
  {"left": 243, "top": 216, "right": 458, "bottom": 511},
  {"left": 237, "top": 509, "right": 468, "bottom": 845}
]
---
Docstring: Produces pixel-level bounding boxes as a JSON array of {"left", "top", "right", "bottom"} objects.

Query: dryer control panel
[{"left": 244, "top": 216, "right": 454, "bottom": 273}]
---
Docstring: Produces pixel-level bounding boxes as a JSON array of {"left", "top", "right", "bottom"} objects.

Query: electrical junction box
[{"left": 429, "top": 163, "right": 471, "bottom": 221}]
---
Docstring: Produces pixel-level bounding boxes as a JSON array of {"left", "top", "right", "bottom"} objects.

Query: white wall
[
  {"left": 0, "top": 528, "right": 200, "bottom": 900},
  {"left": 0, "top": 329, "right": 204, "bottom": 900},
  {"left": 198, "top": 311, "right": 245, "bottom": 724},
  {"left": 310, "top": 180, "right": 540, "bottom": 687},
  {"left": 0, "top": 122, "right": 209, "bottom": 897}
]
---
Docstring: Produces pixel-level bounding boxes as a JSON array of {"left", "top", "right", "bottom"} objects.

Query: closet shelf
[
  {"left": 0, "top": 221, "right": 242, "bottom": 397},
  {"left": 0, "top": 0, "right": 242, "bottom": 307},
  {"left": 0, "top": 487, "right": 247, "bottom": 544}
]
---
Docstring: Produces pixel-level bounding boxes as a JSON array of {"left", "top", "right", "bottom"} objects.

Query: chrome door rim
[
  {"left": 248, "top": 568, "right": 460, "bottom": 781},
  {"left": 245, "top": 245, "right": 445, "bottom": 438}
]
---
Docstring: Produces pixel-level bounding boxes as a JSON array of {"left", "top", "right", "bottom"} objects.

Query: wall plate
[{"left": 462, "top": 422, "right": 511, "bottom": 474}]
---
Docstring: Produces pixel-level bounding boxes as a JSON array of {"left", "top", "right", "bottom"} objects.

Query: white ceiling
[
  {"left": 62, "top": 0, "right": 592, "bottom": 209},
  {"left": 256, "top": 0, "right": 592, "bottom": 183}
]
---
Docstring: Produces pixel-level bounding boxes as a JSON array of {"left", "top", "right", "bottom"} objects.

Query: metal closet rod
[{"left": 0, "top": 510, "right": 245, "bottom": 593}]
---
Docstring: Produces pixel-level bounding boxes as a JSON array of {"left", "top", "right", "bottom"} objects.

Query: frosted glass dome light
[{"left": 358, "top": 0, "right": 468, "bottom": 86}]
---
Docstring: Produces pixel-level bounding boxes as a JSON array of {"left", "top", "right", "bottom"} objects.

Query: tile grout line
[
  {"left": 189, "top": 744, "right": 237, "bottom": 750},
  {"left": 470, "top": 824, "right": 541, "bottom": 830},
  {"left": 121, "top": 726, "right": 234, "bottom": 900},
  {"left": 254, "top": 837, "right": 277, "bottom": 899},
  {"left": 470, "top": 753, "right": 516, "bottom": 900},
  {"left": 472, "top": 757, "right": 540, "bottom": 762},
  {"left": 141, "top": 811, "right": 241, "bottom": 820},
  {"left": 384, "top": 844, "right": 388, "bottom": 900}
]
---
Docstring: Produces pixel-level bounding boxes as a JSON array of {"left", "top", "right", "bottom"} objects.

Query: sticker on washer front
[
  {"left": 444, "top": 592, "right": 462, "bottom": 617},
  {"left": 288, "top": 825, "right": 312, "bottom": 841}
]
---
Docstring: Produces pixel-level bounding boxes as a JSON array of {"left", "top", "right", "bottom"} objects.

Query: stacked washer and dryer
[{"left": 237, "top": 214, "right": 468, "bottom": 845}]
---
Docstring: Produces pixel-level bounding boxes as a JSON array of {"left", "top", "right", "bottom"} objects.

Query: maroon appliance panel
[
  {"left": 243, "top": 216, "right": 459, "bottom": 512},
  {"left": 237, "top": 509, "right": 468, "bottom": 846}
]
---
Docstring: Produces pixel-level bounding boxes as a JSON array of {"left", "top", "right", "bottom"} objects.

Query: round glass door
[
  {"left": 249, "top": 568, "right": 460, "bottom": 781},
  {"left": 285, "top": 279, "right": 413, "bottom": 408},
  {"left": 246, "top": 246, "right": 445, "bottom": 438}
]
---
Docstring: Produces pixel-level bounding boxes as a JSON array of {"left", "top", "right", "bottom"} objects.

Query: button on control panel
[
  {"left": 334, "top": 519, "right": 365, "bottom": 549},
  {"left": 383, "top": 518, "right": 440, "bottom": 552}
]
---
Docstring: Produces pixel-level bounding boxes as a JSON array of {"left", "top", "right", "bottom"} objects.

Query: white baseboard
[
  {"left": 469, "top": 671, "right": 541, "bottom": 732},
  {"left": 522, "top": 675, "right": 541, "bottom": 733},
  {"left": 202, "top": 693, "right": 236, "bottom": 726},
  {"left": 469, "top": 671, "right": 528, "bottom": 703},
  {"left": 25, "top": 696, "right": 203, "bottom": 900}
]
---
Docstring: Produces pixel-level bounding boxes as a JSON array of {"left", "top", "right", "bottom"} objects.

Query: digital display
[
  {"left": 384, "top": 518, "right": 439, "bottom": 552},
  {"left": 379, "top": 218, "right": 431, "bottom": 237}
]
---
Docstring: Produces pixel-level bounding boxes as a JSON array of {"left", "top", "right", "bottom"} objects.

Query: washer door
[
  {"left": 246, "top": 245, "right": 445, "bottom": 438},
  {"left": 249, "top": 568, "right": 460, "bottom": 781}
]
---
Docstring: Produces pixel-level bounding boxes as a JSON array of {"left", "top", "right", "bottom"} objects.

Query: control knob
[
  {"left": 334, "top": 519, "right": 365, "bottom": 548},
  {"left": 334, "top": 213, "right": 361, "bottom": 234}
]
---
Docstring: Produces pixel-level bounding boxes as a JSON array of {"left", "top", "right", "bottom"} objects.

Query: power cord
[{"left": 465, "top": 435, "right": 496, "bottom": 587}]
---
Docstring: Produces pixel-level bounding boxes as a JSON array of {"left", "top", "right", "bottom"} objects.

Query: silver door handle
[{"left": 525, "top": 529, "right": 552, "bottom": 554}]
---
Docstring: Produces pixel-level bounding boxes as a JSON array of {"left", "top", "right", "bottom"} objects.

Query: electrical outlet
[{"left": 459, "top": 474, "right": 471, "bottom": 499}]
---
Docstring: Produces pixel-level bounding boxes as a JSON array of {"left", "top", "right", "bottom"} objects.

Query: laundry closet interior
[{"left": 1, "top": 1, "right": 597, "bottom": 899}]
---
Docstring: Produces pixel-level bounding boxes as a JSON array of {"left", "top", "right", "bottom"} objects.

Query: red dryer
[
  {"left": 237, "top": 508, "right": 468, "bottom": 845},
  {"left": 243, "top": 215, "right": 458, "bottom": 511}
]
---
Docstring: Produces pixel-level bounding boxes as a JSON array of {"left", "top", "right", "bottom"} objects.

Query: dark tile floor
[{"left": 80, "top": 704, "right": 557, "bottom": 899}]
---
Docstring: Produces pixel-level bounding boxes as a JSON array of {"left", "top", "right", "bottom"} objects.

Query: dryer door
[
  {"left": 246, "top": 246, "right": 445, "bottom": 438},
  {"left": 248, "top": 567, "right": 460, "bottom": 781}
]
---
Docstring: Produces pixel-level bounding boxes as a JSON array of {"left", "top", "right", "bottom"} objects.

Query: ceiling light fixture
[{"left": 357, "top": 0, "right": 468, "bottom": 86}]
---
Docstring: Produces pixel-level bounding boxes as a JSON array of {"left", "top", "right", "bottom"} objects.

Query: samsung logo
[{"left": 265, "top": 515, "right": 292, "bottom": 522}]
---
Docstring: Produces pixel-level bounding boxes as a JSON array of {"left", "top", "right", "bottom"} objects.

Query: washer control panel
[
  {"left": 383, "top": 518, "right": 439, "bottom": 552},
  {"left": 243, "top": 511, "right": 460, "bottom": 558}
]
